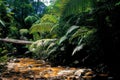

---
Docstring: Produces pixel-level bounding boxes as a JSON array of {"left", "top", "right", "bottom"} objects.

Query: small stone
[
  {"left": 45, "top": 65, "right": 51, "bottom": 67},
  {"left": 85, "top": 71, "right": 93, "bottom": 76},
  {"left": 57, "top": 70, "right": 75, "bottom": 76},
  {"left": 74, "top": 69, "right": 86, "bottom": 77},
  {"left": 13, "top": 59, "right": 20, "bottom": 63},
  {"left": 28, "top": 65, "right": 33, "bottom": 68},
  {"left": 36, "top": 60, "right": 45, "bottom": 64}
]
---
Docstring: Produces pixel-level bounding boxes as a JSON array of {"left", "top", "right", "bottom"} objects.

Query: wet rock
[
  {"left": 8, "top": 58, "right": 20, "bottom": 63},
  {"left": 22, "top": 72, "right": 33, "bottom": 79},
  {"left": 0, "top": 63, "right": 7, "bottom": 72},
  {"left": 57, "top": 70, "right": 75, "bottom": 76},
  {"left": 45, "top": 64, "right": 51, "bottom": 67},
  {"left": 2, "top": 58, "right": 110, "bottom": 80},
  {"left": 13, "top": 77, "right": 19, "bottom": 80},
  {"left": 36, "top": 60, "right": 46, "bottom": 64},
  {"left": 74, "top": 69, "right": 94, "bottom": 80},
  {"left": 2, "top": 72, "right": 12, "bottom": 78},
  {"left": 13, "top": 59, "right": 20, "bottom": 63},
  {"left": 82, "top": 76, "right": 93, "bottom": 80},
  {"left": 74, "top": 69, "right": 86, "bottom": 77},
  {"left": 7, "top": 63, "right": 17, "bottom": 70},
  {"left": 28, "top": 65, "right": 33, "bottom": 68},
  {"left": 67, "top": 76, "right": 76, "bottom": 80},
  {"left": 84, "top": 71, "right": 94, "bottom": 76}
]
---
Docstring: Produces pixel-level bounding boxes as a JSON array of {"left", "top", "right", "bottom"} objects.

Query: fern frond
[
  {"left": 66, "top": 25, "right": 79, "bottom": 35},
  {"left": 0, "top": 19, "right": 5, "bottom": 27},
  {"left": 30, "top": 22, "right": 53, "bottom": 34},
  {"left": 58, "top": 36, "right": 67, "bottom": 45},
  {"left": 29, "top": 39, "right": 57, "bottom": 58},
  {"left": 72, "top": 43, "right": 85, "bottom": 56},
  {"left": 69, "top": 27, "right": 92, "bottom": 43}
]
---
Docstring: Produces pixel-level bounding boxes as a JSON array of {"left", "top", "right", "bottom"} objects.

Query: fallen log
[{"left": 0, "top": 38, "right": 33, "bottom": 44}]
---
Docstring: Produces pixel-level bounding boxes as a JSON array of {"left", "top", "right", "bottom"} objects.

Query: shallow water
[{"left": 0, "top": 58, "right": 108, "bottom": 80}]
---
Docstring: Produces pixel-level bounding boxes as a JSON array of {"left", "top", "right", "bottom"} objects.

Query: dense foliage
[
  {"left": 30, "top": 0, "right": 120, "bottom": 79},
  {"left": 0, "top": 0, "right": 46, "bottom": 60},
  {"left": 0, "top": 0, "right": 120, "bottom": 79}
]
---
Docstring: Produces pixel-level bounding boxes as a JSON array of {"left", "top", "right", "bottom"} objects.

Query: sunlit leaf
[
  {"left": 72, "top": 44, "right": 85, "bottom": 56},
  {"left": 30, "top": 22, "right": 53, "bottom": 34},
  {"left": 0, "top": 19, "right": 5, "bottom": 27},
  {"left": 66, "top": 25, "right": 79, "bottom": 35},
  {"left": 58, "top": 36, "right": 67, "bottom": 45}
]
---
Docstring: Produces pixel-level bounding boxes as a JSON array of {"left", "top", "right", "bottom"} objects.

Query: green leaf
[
  {"left": 72, "top": 44, "right": 85, "bottom": 56},
  {"left": 0, "top": 19, "right": 5, "bottom": 27},
  {"left": 19, "top": 29, "right": 29, "bottom": 35},
  {"left": 58, "top": 36, "right": 67, "bottom": 45},
  {"left": 29, "top": 39, "right": 57, "bottom": 58},
  {"left": 115, "top": 1, "right": 120, "bottom": 6},
  {"left": 69, "top": 27, "right": 88, "bottom": 43},
  {"left": 66, "top": 25, "right": 79, "bottom": 35},
  {"left": 30, "top": 22, "right": 53, "bottom": 34}
]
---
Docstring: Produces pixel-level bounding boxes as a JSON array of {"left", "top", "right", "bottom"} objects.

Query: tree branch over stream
[{"left": 0, "top": 38, "right": 33, "bottom": 44}]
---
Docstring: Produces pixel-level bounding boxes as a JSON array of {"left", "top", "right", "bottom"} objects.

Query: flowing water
[{"left": 0, "top": 58, "right": 109, "bottom": 80}]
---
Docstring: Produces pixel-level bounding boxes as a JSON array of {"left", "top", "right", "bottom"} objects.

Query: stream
[{"left": 0, "top": 58, "right": 110, "bottom": 80}]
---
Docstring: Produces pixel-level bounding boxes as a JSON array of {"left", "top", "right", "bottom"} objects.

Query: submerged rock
[
  {"left": 57, "top": 70, "right": 75, "bottom": 76},
  {"left": 1, "top": 58, "right": 109, "bottom": 80}
]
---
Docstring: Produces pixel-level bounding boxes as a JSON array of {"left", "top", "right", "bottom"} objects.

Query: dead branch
[{"left": 0, "top": 38, "right": 33, "bottom": 44}]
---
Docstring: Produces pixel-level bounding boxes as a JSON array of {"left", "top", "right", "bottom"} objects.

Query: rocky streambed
[{"left": 0, "top": 58, "right": 111, "bottom": 80}]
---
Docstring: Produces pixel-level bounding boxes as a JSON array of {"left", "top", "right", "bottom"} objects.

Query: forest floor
[{"left": 0, "top": 58, "right": 110, "bottom": 80}]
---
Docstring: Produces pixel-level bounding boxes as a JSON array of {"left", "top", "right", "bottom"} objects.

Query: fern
[
  {"left": 40, "top": 14, "right": 57, "bottom": 23},
  {"left": 0, "top": 19, "right": 5, "bottom": 27},
  {"left": 58, "top": 36, "right": 67, "bottom": 45},
  {"left": 29, "top": 39, "right": 57, "bottom": 59},
  {"left": 66, "top": 25, "right": 79, "bottom": 36},
  {"left": 29, "top": 14, "right": 58, "bottom": 39},
  {"left": 69, "top": 27, "right": 96, "bottom": 43},
  {"left": 50, "top": 23, "right": 59, "bottom": 33},
  {"left": 30, "top": 22, "right": 53, "bottom": 34},
  {"left": 72, "top": 44, "right": 85, "bottom": 56}
]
